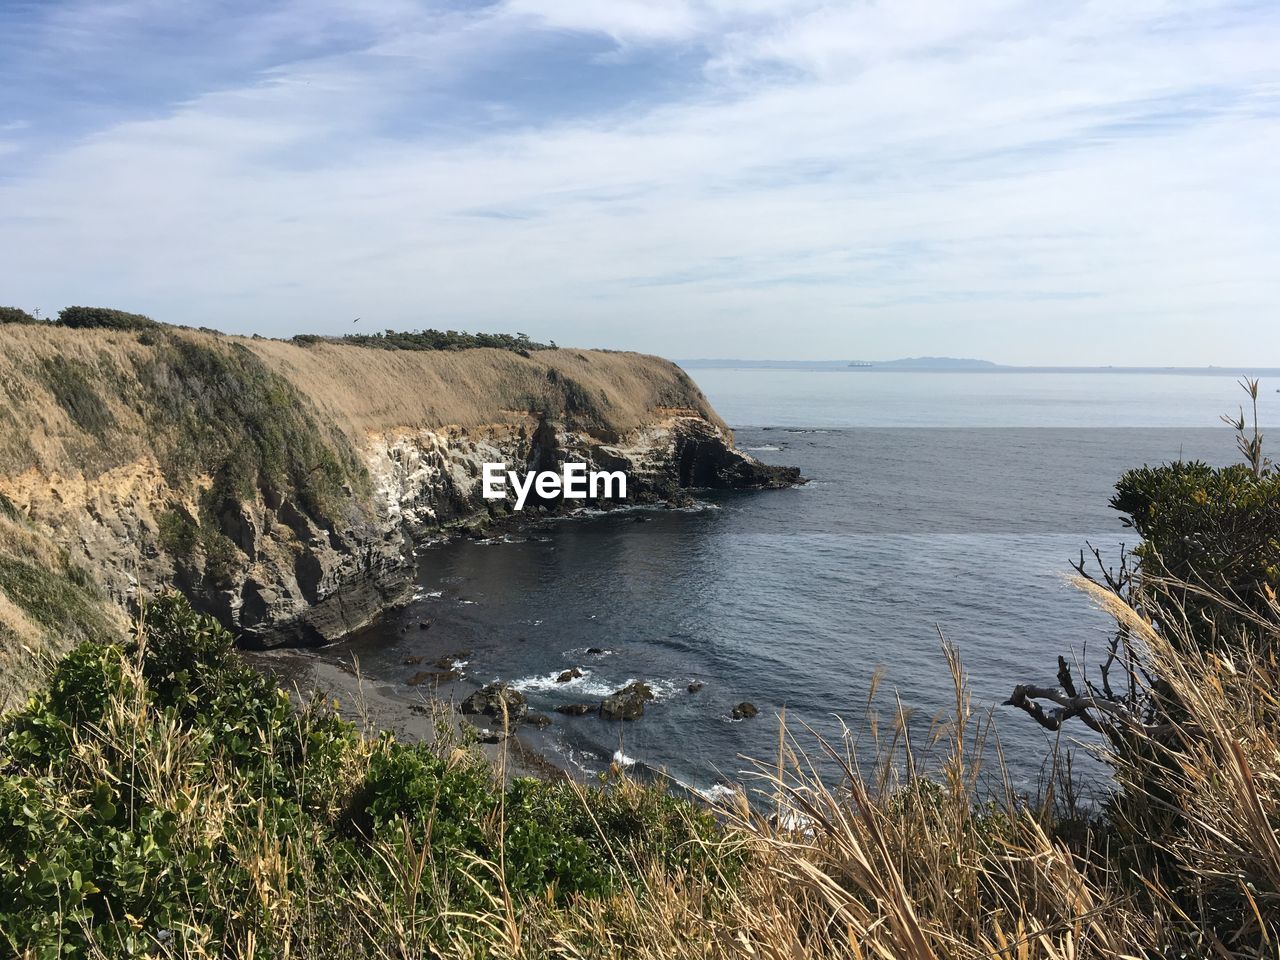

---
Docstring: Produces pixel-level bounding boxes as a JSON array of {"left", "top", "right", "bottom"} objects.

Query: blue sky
[{"left": 1, "top": 0, "right": 1278, "bottom": 363}]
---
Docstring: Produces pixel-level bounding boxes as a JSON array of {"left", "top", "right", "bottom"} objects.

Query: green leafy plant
[
  {"left": 0, "top": 306, "right": 41, "bottom": 325},
  {"left": 56, "top": 306, "right": 157, "bottom": 330}
]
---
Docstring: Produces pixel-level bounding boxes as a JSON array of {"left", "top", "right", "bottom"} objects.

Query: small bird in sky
[{"left": 353, "top": 317, "right": 360, "bottom": 324}]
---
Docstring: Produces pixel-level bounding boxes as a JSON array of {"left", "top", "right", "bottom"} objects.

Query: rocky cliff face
[{"left": 0, "top": 326, "right": 799, "bottom": 654}]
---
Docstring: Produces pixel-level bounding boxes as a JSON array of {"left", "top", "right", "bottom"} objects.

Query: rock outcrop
[{"left": 601, "top": 681, "right": 656, "bottom": 721}]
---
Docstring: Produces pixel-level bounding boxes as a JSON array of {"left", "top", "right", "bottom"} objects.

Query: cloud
[{"left": 0, "top": 0, "right": 1277, "bottom": 364}]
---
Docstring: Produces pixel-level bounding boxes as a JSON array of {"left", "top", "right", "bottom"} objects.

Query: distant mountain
[
  {"left": 677, "top": 358, "right": 1280, "bottom": 375},
  {"left": 678, "top": 357, "right": 997, "bottom": 370},
  {"left": 871, "top": 357, "right": 998, "bottom": 369}
]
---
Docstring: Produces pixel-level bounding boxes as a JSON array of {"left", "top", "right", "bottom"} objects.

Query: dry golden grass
[
  {"left": 243, "top": 337, "right": 726, "bottom": 438},
  {"left": 0, "top": 511, "right": 126, "bottom": 708},
  {"left": 0, "top": 324, "right": 725, "bottom": 479}
]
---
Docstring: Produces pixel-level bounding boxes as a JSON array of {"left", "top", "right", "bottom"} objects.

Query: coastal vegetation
[
  {"left": 2, "top": 303, "right": 554, "bottom": 354},
  {"left": 294, "top": 328, "right": 556, "bottom": 354},
  {"left": 0, "top": 379, "right": 1277, "bottom": 955},
  {"left": 0, "top": 307, "right": 41, "bottom": 325}
]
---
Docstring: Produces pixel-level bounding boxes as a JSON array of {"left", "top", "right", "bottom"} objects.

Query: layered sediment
[{"left": 0, "top": 325, "right": 798, "bottom": 667}]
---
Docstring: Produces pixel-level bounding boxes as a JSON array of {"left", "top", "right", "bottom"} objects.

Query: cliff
[{"left": 0, "top": 324, "right": 797, "bottom": 678}]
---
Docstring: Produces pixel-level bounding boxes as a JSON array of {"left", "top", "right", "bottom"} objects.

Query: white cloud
[{"left": 1, "top": 0, "right": 1277, "bottom": 364}]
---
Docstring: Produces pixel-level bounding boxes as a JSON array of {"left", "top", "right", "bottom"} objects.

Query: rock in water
[
  {"left": 407, "top": 668, "right": 460, "bottom": 686},
  {"left": 555, "top": 703, "right": 596, "bottom": 717},
  {"left": 687, "top": 681, "right": 705, "bottom": 693},
  {"left": 601, "top": 681, "right": 655, "bottom": 721},
  {"left": 524, "top": 712, "right": 553, "bottom": 728},
  {"left": 556, "top": 667, "right": 584, "bottom": 683},
  {"left": 460, "top": 682, "right": 528, "bottom": 725},
  {"left": 731, "top": 702, "right": 759, "bottom": 720}
]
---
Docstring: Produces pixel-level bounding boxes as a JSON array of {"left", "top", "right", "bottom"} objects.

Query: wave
[
  {"left": 612, "top": 749, "right": 637, "bottom": 768},
  {"left": 507, "top": 671, "right": 690, "bottom": 701}
]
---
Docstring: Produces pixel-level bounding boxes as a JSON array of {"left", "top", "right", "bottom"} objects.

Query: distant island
[{"left": 679, "top": 357, "right": 1280, "bottom": 375}]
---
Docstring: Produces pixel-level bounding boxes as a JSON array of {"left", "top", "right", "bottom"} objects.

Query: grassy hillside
[
  {"left": 0, "top": 495, "right": 124, "bottom": 710},
  {"left": 0, "top": 324, "right": 726, "bottom": 481},
  {"left": 244, "top": 336, "right": 727, "bottom": 440}
]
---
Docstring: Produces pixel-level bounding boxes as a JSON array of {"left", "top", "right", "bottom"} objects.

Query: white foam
[
  {"left": 509, "top": 670, "right": 689, "bottom": 701},
  {"left": 411, "top": 588, "right": 444, "bottom": 601},
  {"left": 745, "top": 445, "right": 782, "bottom": 451},
  {"left": 694, "top": 783, "right": 739, "bottom": 804},
  {"left": 507, "top": 669, "right": 607, "bottom": 695},
  {"left": 612, "top": 750, "right": 637, "bottom": 768}
]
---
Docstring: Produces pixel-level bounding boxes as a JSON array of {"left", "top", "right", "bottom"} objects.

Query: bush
[
  {"left": 0, "top": 306, "right": 40, "bottom": 325},
  {"left": 293, "top": 328, "right": 556, "bottom": 353},
  {"left": 56, "top": 306, "right": 157, "bottom": 330},
  {"left": 1112, "top": 459, "right": 1280, "bottom": 652},
  {"left": 0, "top": 594, "right": 727, "bottom": 956}
]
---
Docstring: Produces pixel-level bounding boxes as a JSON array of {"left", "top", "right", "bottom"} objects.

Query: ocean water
[{"left": 336, "top": 372, "right": 1277, "bottom": 795}]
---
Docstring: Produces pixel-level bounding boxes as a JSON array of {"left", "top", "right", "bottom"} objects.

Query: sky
[{"left": 1, "top": 0, "right": 1278, "bottom": 364}]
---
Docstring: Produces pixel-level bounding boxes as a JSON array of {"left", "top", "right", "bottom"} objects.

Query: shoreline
[
  {"left": 244, "top": 496, "right": 743, "bottom": 785},
  {"left": 244, "top": 644, "right": 569, "bottom": 782}
]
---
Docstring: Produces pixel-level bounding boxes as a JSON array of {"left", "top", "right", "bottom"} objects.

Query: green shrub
[
  {"left": 0, "top": 306, "right": 40, "bottom": 325},
  {"left": 0, "top": 594, "right": 725, "bottom": 955},
  {"left": 156, "top": 507, "right": 198, "bottom": 559},
  {"left": 57, "top": 305, "right": 157, "bottom": 330},
  {"left": 1112, "top": 460, "right": 1280, "bottom": 650},
  {"left": 293, "top": 328, "right": 556, "bottom": 353}
]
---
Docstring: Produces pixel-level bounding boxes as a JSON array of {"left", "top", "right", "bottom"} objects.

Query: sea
[{"left": 335, "top": 371, "right": 1279, "bottom": 798}]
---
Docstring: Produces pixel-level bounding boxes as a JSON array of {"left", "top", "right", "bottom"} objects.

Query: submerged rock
[
  {"left": 731, "top": 702, "right": 759, "bottom": 720},
  {"left": 433, "top": 650, "right": 471, "bottom": 669},
  {"left": 601, "top": 681, "right": 655, "bottom": 721},
  {"left": 556, "top": 667, "right": 584, "bottom": 683},
  {"left": 586, "top": 647, "right": 607, "bottom": 655},
  {"left": 524, "top": 712, "right": 553, "bottom": 728},
  {"left": 687, "top": 681, "right": 705, "bottom": 694},
  {"left": 555, "top": 703, "right": 596, "bottom": 717},
  {"left": 407, "top": 668, "right": 460, "bottom": 686}
]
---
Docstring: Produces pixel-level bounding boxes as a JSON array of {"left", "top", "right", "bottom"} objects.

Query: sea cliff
[{"left": 0, "top": 324, "right": 796, "bottom": 686}]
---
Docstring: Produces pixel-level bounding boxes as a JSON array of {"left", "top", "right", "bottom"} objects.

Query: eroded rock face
[{"left": 1, "top": 415, "right": 799, "bottom": 649}]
